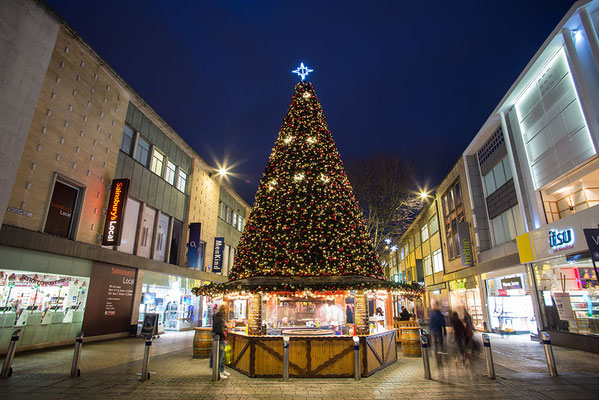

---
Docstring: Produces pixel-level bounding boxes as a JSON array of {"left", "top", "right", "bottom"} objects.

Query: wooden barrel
[
  {"left": 401, "top": 327, "right": 421, "bottom": 357},
  {"left": 193, "top": 327, "right": 212, "bottom": 358}
]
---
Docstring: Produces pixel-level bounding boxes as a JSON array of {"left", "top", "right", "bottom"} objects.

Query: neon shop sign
[{"left": 549, "top": 229, "right": 574, "bottom": 252}]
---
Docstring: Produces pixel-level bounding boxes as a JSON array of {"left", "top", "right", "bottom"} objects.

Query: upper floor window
[
  {"left": 424, "top": 254, "right": 432, "bottom": 276},
  {"left": 400, "top": 248, "right": 405, "bottom": 260},
  {"left": 121, "top": 125, "right": 135, "bottom": 155},
  {"left": 429, "top": 214, "right": 438, "bottom": 234},
  {"left": 44, "top": 179, "right": 82, "bottom": 240},
  {"left": 232, "top": 212, "right": 238, "bottom": 228},
  {"left": 151, "top": 150, "right": 165, "bottom": 176},
  {"left": 432, "top": 249, "right": 443, "bottom": 273},
  {"left": 165, "top": 161, "right": 176, "bottom": 185},
  {"left": 421, "top": 224, "right": 429, "bottom": 242},
  {"left": 177, "top": 169, "right": 187, "bottom": 192},
  {"left": 135, "top": 136, "right": 151, "bottom": 167},
  {"left": 237, "top": 216, "right": 243, "bottom": 231},
  {"left": 442, "top": 180, "right": 464, "bottom": 260},
  {"left": 484, "top": 156, "right": 512, "bottom": 196}
]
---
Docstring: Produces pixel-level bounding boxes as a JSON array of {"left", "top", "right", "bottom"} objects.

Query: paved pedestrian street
[{"left": 1, "top": 332, "right": 598, "bottom": 399}]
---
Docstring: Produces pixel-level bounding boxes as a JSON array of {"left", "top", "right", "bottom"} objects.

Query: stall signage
[
  {"left": 548, "top": 228, "right": 574, "bottom": 253},
  {"left": 553, "top": 292, "right": 575, "bottom": 320},
  {"left": 101, "top": 179, "right": 130, "bottom": 246},
  {"left": 212, "top": 237, "right": 225, "bottom": 273},
  {"left": 457, "top": 221, "right": 474, "bottom": 267},
  {"left": 500, "top": 276, "right": 522, "bottom": 290},
  {"left": 186, "top": 223, "right": 202, "bottom": 269}
]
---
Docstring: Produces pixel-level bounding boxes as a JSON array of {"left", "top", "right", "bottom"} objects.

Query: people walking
[
  {"left": 210, "top": 304, "right": 229, "bottom": 379},
  {"left": 429, "top": 305, "right": 447, "bottom": 368},
  {"left": 451, "top": 311, "right": 466, "bottom": 366}
]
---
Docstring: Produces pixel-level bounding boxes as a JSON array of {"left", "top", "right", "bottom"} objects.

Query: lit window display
[
  {"left": 0, "top": 269, "right": 89, "bottom": 348},
  {"left": 485, "top": 272, "right": 537, "bottom": 334},
  {"left": 533, "top": 256, "right": 599, "bottom": 336}
]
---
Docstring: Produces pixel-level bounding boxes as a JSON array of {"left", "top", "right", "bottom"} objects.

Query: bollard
[
  {"left": 1, "top": 329, "right": 21, "bottom": 378},
  {"left": 541, "top": 331, "right": 558, "bottom": 377},
  {"left": 211, "top": 335, "right": 220, "bottom": 381},
  {"left": 282, "top": 335, "right": 290, "bottom": 382},
  {"left": 482, "top": 334, "right": 495, "bottom": 380},
  {"left": 140, "top": 335, "right": 153, "bottom": 382},
  {"left": 420, "top": 333, "right": 431, "bottom": 380},
  {"left": 70, "top": 331, "right": 84, "bottom": 378},
  {"left": 353, "top": 336, "right": 361, "bottom": 381}
]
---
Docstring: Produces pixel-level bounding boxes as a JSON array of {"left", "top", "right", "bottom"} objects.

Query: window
[
  {"left": 221, "top": 204, "right": 228, "bottom": 220},
  {"left": 198, "top": 241, "right": 206, "bottom": 271},
  {"left": 484, "top": 156, "right": 513, "bottom": 196},
  {"left": 151, "top": 150, "right": 164, "bottom": 176},
  {"left": 232, "top": 212, "right": 238, "bottom": 228},
  {"left": 432, "top": 249, "right": 443, "bottom": 273},
  {"left": 154, "top": 213, "right": 170, "bottom": 262},
  {"left": 119, "top": 197, "right": 140, "bottom": 254},
  {"left": 165, "top": 161, "right": 176, "bottom": 185},
  {"left": 421, "top": 224, "right": 429, "bottom": 242},
  {"left": 169, "top": 219, "right": 182, "bottom": 265},
  {"left": 414, "top": 229, "right": 421, "bottom": 248},
  {"left": 237, "top": 216, "right": 243, "bottom": 231},
  {"left": 227, "top": 208, "right": 233, "bottom": 224},
  {"left": 429, "top": 214, "right": 438, "bottom": 234},
  {"left": 442, "top": 180, "right": 464, "bottom": 260},
  {"left": 424, "top": 255, "right": 432, "bottom": 276},
  {"left": 177, "top": 169, "right": 187, "bottom": 192},
  {"left": 120, "top": 125, "right": 135, "bottom": 155},
  {"left": 491, "top": 206, "right": 524, "bottom": 246},
  {"left": 400, "top": 248, "right": 405, "bottom": 260},
  {"left": 404, "top": 244, "right": 408, "bottom": 258},
  {"left": 134, "top": 136, "right": 151, "bottom": 167},
  {"left": 44, "top": 180, "right": 81, "bottom": 239}
]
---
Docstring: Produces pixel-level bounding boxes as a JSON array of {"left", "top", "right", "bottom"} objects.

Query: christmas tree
[{"left": 228, "top": 80, "right": 384, "bottom": 282}]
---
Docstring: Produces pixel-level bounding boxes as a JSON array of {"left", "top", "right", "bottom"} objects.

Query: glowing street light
[{"left": 218, "top": 168, "right": 228, "bottom": 177}]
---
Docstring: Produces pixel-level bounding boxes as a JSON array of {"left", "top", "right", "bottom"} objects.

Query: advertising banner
[
  {"left": 553, "top": 292, "right": 575, "bottom": 321},
  {"left": 102, "top": 179, "right": 130, "bottom": 246},
  {"left": 186, "top": 223, "right": 202, "bottom": 269},
  {"left": 212, "top": 237, "right": 225, "bottom": 273},
  {"left": 82, "top": 262, "right": 137, "bottom": 337},
  {"left": 457, "top": 221, "right": 474, "bottom": 267},
  {"left": 500, "top": 276, "right": 522, "bottom": 290}
]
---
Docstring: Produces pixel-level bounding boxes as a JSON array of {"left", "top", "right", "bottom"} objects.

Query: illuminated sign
[
  {"left": 393, "top": 274, "right": 400, "bottom": 283},
  {"left": 549, "top": 229, "right": 574, "bottom": 252},
  {"left": 212, "top": 237, "right": 225, "bottom": 273},
  {"left": 102, "top": 179, "right": 130, "bottom": 246},
  {"left": 457, "top": 221, "right": 474, "bottom": 267},
  {"left": 449, "top": 279, "right": 467, "bottom": 291}
]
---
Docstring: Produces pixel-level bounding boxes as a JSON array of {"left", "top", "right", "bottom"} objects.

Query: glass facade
[{"left": 485, "top": 272, "right": 537, "bottom": 334}]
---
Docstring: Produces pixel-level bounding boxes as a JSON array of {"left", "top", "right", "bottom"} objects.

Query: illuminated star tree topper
[{"left": 292, "top": 62, "right": 313, "bottom": 81}]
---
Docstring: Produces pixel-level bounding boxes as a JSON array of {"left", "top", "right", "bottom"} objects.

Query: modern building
[{"left": 0, "top": 0, "right": 249, "bottom": 353}]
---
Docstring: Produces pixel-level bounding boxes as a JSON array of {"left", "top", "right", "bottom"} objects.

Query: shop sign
[
  {"left": 449, "top": 279, "right": 467, "bottom": 291},
  {"left": 186, "top": 223, "right": 202, "bottom": 269},
  {"left": 393, "top": 274, "right": 400, "bottom": 283},
  {"left": 212, "top": 237, "right": 225, "bottom": 273},
  {"left": 457, "top": 221, "right": 474, "bottom": 267},
  {"left": 500, "top": 276, "right": 522, "bottom": 290},
  {"left": 101, "top": 179, "right": 130, "bottom": 246},
  {"left": 548, "top": 228, "right": 574, "bottom": 253},
  {"left": 7, "top": 206, "right": 33, "bottom": 218},
  {"left": 583, "top": 228, "right": 599, "bottom": 262},
  {"left": 498, "top": 289, "right": 507, "bottom": 296},
  {"left": 553, "top": 292, "right": 575, "bottom": 320}
]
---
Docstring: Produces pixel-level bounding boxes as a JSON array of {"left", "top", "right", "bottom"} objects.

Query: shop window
[
  {"left": 484, "top": 156, "right": 513, "bottom": 196},
  {"left": 423, "top": 255, "right": 432, "bottom": 276},
  {"left": 432, "top": 249, "right": 443, "bottom": 273},
  {"left": 442, "top": 180, "right": 464, "bottom": 260},
  {"left": 120, "top": 125, "right": 135, "bottom": 155},
  {"left": 421, "top": 224, "right": 429, "bottom": 242},
  {"left": 154, "top": 213, "right": 170, "bottom": 262},
  {"left": 485, "top": 273, "right": 536, "bottom": 334},
  {"left": 134, "top": 136, "right": 151, "bottom": 167},
  {"left": 44, "top": 179, "right": 82, "bottom": 239},
  {"left": 151, "top": 149, "right": 164, "bottom": 177},
  {"left": 119, "top": 197, "right": 140, "bottom": 254},
  {"left": 177, "top": 169, "right": 187, "bottom": 193},
  {"left": 429, "top": 214, "right": 438, "bottom": 234},
  {"left": 169, "top": 219, "right": 182, "bottom": 265},
  {"left": 491, "top": 206, "right": 524, "bottom": 246},
  {"left": 165, "top": 160, "right": 176, "bottom": 185}
]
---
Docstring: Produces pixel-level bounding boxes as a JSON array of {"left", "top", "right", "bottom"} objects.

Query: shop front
[
  {"left": 448, "top": 277, "right": 484, "bottom": 330},
  {"left": 426, "top": 283, "right": 449, "bottom": 316},
  {"left": 482, "top": 267, "right": 537, "bottom": 335},
  {"left": 138, "top": 271, "right": 202, "bottom": 333}
]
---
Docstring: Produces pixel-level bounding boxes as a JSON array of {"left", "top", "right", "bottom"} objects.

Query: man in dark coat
[
  {"left": 210, "top": 304, "right": 229, "bottom": 378},
  {"left": 429, "top": 305, "right": 446, "bottom": 368}
]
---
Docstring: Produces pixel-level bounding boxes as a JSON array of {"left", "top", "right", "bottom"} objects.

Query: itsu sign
[
  {"left": 102, "top": 179, "right": 130, "bottom": 246},
  {"left": 548, "top": 228, "right": 574, "bottom": 253}
]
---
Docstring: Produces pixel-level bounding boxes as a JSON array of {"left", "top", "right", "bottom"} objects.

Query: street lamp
[{"left": 209, "top": 167, "right": 229, "bottom": 178}]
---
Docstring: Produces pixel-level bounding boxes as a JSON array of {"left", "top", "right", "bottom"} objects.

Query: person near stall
[
  {"left": 210, "top": 304, "right": 229, "bottom": 379},
  {"left": 399, "top": 306, "right": 411, "bottom": 321}
]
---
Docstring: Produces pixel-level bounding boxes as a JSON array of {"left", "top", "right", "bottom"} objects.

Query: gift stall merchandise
[
  {"left": 533, "top": 255, "right": 599, "bottom": 336},
  {"left": 0, "top": 269, "right": 89, "bottom": 348},
  {"left": 138, "top": 271, "right": 201, "bottom": 332},
  {"left": 485, "top": 272, "right": 537, "bottom": 334}
]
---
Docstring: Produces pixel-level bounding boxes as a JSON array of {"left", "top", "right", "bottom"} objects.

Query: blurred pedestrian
[
  {"left": 210, "top": 304, "right": 229, "bottom": 379},
  {"left": 463, "top": 309, "right": 475, "bottom": 363},
  {"left": 451, "top": 311, "right": 466, "bottom": 365},
  {"left": 429, "top": 305, "right": 446, "bottom": 368}
]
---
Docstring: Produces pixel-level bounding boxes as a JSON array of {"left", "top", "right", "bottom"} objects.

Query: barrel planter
[
  {"left": 193, "top": 327, "right": 212, "bottom": 358},
  {"left": 401, "top": 327, "right": 421, "bottom": 357}
]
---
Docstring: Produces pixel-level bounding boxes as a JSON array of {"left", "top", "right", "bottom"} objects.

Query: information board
[{"left": 553, "top": 292, "right": 575, "bottom": 321}]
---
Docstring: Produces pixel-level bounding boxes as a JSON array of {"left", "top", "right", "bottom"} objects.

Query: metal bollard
[
  {"left": 541, "top": 331, "right": 558, "bottom": 377},
  {"left": 282, "top": 335, "right": 290, "bottom": 382},
  {"left": 1, "top": 329, "right": 21, "bottom": 378},
  {"left": 420, "top": 333, "right": 431, "bottom": 380},
  {"left": 70, "top": 331, "right": 84, "bottom": 378},
  {"left": 140, "top": 335, "right": 153, "bottom": 382},
  {"left": 353, "top": 336, "right": 361, "bottom": 381},
  {"left": 482, "top": 334, "right": 495, "bottom": 380},
  {"left": 211, "top": 335, "right": 220, "bottom": 381}
]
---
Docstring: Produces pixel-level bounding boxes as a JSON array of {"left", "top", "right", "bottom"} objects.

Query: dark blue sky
[{"left": 47, "top": 0, "right": 574, "bottom": 204}]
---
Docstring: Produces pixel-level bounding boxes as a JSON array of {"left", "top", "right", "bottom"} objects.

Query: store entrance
[{"left": 485, "top": 272, "right": 537, "bottom": 335}]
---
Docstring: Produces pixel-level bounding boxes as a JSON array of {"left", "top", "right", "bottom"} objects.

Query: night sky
[{"left": 46, "top": 0, "right": 574, "bottom": 205}]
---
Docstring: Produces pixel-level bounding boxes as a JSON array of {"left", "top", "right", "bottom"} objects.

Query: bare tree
[{"left": 345, "top": 154, "right": 423, "bottom": 257}]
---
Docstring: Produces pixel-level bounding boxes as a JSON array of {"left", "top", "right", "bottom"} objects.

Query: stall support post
[
  {"left": 70, "top": 331, "right": 84, "bottom": 378},
  {"left": 1, "top": 329, "right": 21, "bottom": 378},
  {"left": 420, "top": 330, "right": 431, "bottom": 380},
  {"left": 211, "top": 336, "right": 220, "bottom": 381},
  {"left": 354, "top": 290, "right": 369, "bottom": 335},
  {"left": 282, "top": 335, "right": 290, "bottom": 382},
  {"left": 353, "top": 336, "right": 361, "bottom": 381},
  {"left": 482, "top": 334, "right": 495, "bottom": 380},
  {"left": 541, "top": 331, "right": 558, "bottom": 377},
  {"left": 140, "top": 335, "right": 153, "bottom": 382}
]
